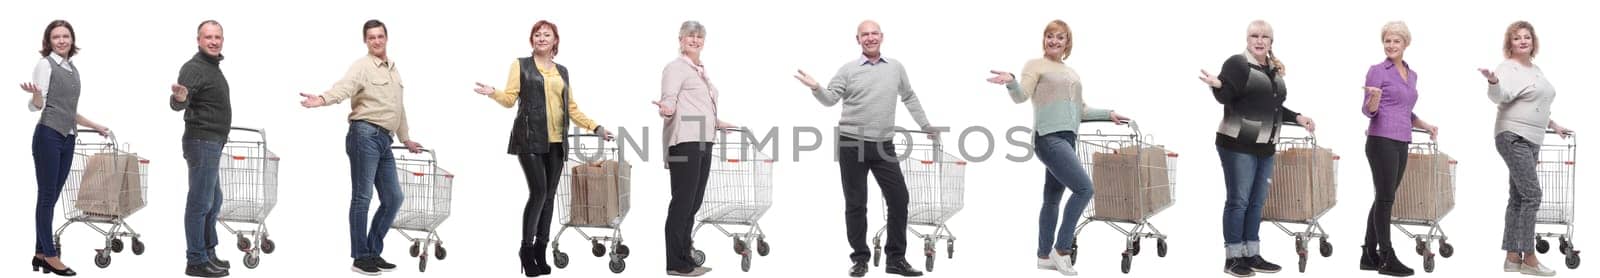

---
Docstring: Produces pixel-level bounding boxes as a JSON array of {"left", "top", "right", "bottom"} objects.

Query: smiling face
[
  {"left": 680, "top": 32, "right": 704, "bottom": 56},
  {"left": 197, "top": 23, "right": 224, "bottom": 57},
  {"left": 48, "top": 26, "right": 73, "bottom": 57},
  {"left": 1383, "top": 33, "right": 1407, "bottom": 61},
  {"left": 856, "top": 21, "right": 883, "bottom": 57},
  {"left": 531, "top": 25, "right": 557, "bottom": 56},
  {"left": 364, "top": 26, "right": 388, "bottom": 58},
  {"left": 1246, "top": 23, "right": 1273, "bottom": 58},
  {"left": 1043, "top": 31, "right": 1068, "bottom": 60},
  {"left": 1509, "top": 28, "right": 1534, "bottom": 57}
]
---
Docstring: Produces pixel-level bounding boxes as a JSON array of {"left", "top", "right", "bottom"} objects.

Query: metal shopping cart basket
[
  {"left": 54, "top": 129, "right": 149, "bottom": 269},
  {"left": 1391, "top": 128, "right": 1456, "bottom": 273},
  {"left": 689, "top": 128, "right": 775, "bottom": 272},
  {"left": 217, "top": 127, "right": 279, "bottom": 269},
  {"left": 870, "top": 129, "right": 966, "bottom": 272},
  {"left": 553, "top": 133, "right": 633, "bottom": 273},
  {"left": 1070, "top": 119, "right": 1178, "bottom": 274},
  {"left": 392, "top": 147, "right": 454, "bottom": 272},
  {"left": 1263, "top": 123, "right": 1339, "bottom": 272},
  {"left": 1534, "top": 129, "right": 1581, "bottom": 269}
]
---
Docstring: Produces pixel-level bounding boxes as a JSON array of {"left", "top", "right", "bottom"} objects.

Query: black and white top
[
  {"left": 30, "top": 52, "right": 82, "bottom": 137},
  {"left": 1211, "top": 53, "right": 1299, "bottom": 156}
]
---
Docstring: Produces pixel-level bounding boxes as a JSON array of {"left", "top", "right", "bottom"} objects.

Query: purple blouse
[{"left": 1363, "top": 59, "right": 1419, "bottom": 142}]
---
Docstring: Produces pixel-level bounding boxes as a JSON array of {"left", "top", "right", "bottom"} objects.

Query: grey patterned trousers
[{"left": 1496, "top": 131, "right": 1542, "bottom": 252}]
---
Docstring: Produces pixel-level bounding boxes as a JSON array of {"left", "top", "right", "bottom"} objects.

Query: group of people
[{"left": 20, "top": 17, "right": 1569, "bottom": 278}]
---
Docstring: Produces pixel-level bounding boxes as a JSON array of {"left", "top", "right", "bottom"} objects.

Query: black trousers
[
  {"left": 518, "top": 143, "right": 565, "bottom": 252},
  {"left": 838, "top": 136, "right": 910, "bottom": 263},
  {"left": 1363, "top": 136, "right": 1408, "bottom": 252},
  {"left": 665, "top": 142, "right": 714, "bottom": 271}
]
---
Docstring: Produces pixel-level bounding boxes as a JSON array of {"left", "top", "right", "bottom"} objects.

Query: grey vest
[{"left": 38, "top": 58, "right": 80, "bottom": 136}]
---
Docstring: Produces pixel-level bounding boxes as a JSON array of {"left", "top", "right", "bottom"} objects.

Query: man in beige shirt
[{"left": 296, "top": 19, "right": 420, "bottom": 275}]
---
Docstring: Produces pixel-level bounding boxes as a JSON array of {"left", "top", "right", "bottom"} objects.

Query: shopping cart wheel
[
  {"left": 237, "top": 236, "right": 250, "bottom": 252},
  {"left": 131, "top": 238, "right": 145, "bottom": 255},
  {"left": 591, "top": 241, "right": 606, "bottom": 257},
  {"left": 111, "top": 238, "right": 124, "bottom": 253},
  {"left": 741, "top": 253, "right": 752, "bottom": 272},
  {"left": 608, "top": 258, "right": 626, "bottom": 273},
  {"left": 419, "top": 256, "right": 427, "bottom": 272},
  {"left": 409, "top": 243, "right": 421, "bottom": 257},
  {"left": 1297, "top": 253, "right": 1307, "bottom": 273},
  {"left": 925, "top": 254, "right": 935, "bottom": 272},
  {"left": 244, "top": 254, "right": 260, "bottom": 269},
  {"left": 262, "top": 239, "right": 276, "bottom": 254},
  {"left": 734, "top": 239, "right": 748, "bottom": 255},
  {"left": 1319, "top": 239, "right": 1333, "bottom": 258},
  {"left": 758, "top": 240, "right": 771, "bottom": 257},
  {"left": 553, "top": 251, "right": 570, "bottom": 269},
  {"left": 1069, "top": 241, "right": 1079, "bottom": 265},
  {"left": 1560, "top": 238, "right": 1572, "bottom": 255},
  {"left": 1414, "top": 240, "right": 1427, "bottom": 256},
  {"left": 1423, "top": 254, "right": 1435, "bottom": 273},
  {"left": 1439, "top": 242, "right": 1454, "bottom": 258},
  {"left": 1130, "top": 239, "right": 1142, "bottom": 256},
  {"left": 872, "top": 246, "right": 882, "bottom": 267},
  {"left": 947, "top": 240, "right": 954, "bottom": 259},
  {"left": 435, "top": 244, "right": 447, "bottom": 260},
  {"left": 94, "top": 251, "right": 111, "bottom": 268},
  {"left": 692, "top": 249, "right": 706, "bottom": 266},
  {"left": 1538, "top": 239, "right": 1551, "bottom": 254},
  {"left": 1120, "top": 252, "right": 1132, "bottom": 274},
  {"left": 1566, "top": 252, "right": 1580, "bottom": 269},
  {"left": 1157, "top": 239, "right": 1169, "bottom": 258}
]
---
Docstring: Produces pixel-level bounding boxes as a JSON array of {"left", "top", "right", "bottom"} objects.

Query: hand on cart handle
[
  {"left": 76, "top": 127, "right": 113, "bottom": 138},
  {"left": 1108, "top": 112, "right": 1131, "bottom": 125},
  {"left": 1418, "top": 123, "right": 1440, "bottom": 141},
  {"left": 1549, "top": 124, "right": 1573, "bottom": 139},
  {"left": 403, "top": 140, "right": 424, "bottom": 154},
  {"left": 1294, "top": 115, "right": 1316, "bottom": 134},
  {"left": 596, "top": 127, "right": 615, "bottom": 141}
]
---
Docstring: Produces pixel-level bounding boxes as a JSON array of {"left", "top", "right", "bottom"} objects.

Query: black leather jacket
[{"left": 507, "top": 57, "right": 594, "bottom": 154}]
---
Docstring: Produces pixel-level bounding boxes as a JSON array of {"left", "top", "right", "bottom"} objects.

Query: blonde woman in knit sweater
[{"left": 986, "top": 19, "right": 1128, "bottom": 276}]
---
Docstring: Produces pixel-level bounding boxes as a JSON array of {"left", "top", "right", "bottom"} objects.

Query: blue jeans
[
  {"left": 347, "top": 121, "right": 402, "bottom": 260},
  {"left": 182, "top": 139, "right": 225, "bottom": 265},
  {"left": 1035, "top": 131, "right": 1094, "bottom": 258},
  {"left": 33, "top": 125, "right": 75, "bottom": 258},
  {"left": 1218, "top": 146, "right": 1273, "bottom": 258}
]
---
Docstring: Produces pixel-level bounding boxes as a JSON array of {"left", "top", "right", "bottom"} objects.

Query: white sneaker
[
  {"left": 1505, "top": 260, "right": 1522, "bottom": 272},
  {"left": 1519, "top": 262, "right": 1556, "bottom": 276},
  {"left": 1038, "top": 258, "right": 1056, "bottom": 270},
  {"left": 1048, "top": 251, "right": 1077, "bottom": 276}
]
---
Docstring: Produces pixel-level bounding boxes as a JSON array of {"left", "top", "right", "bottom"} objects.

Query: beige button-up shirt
[{"left": 319, "top": 55, "right": 412, "bottom": 142}]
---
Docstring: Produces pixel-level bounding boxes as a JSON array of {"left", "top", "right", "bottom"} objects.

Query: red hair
[{"left": 531, "top": 20, "right": 560, "bottom": 56}]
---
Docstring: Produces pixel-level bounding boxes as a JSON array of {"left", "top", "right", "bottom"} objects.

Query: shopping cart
[
  {"left": 217, "top": 127, "right": 280, "bottom": 269},
  {"left": 689, "top": 128, "right": 775, "bottom": 272},
  {"left": 1070, "top": 119, "right": 1177, "bottom": 274},
  {"left": 553, "top": 133, "right": 633, "bottom": 273},
  {"left": 1391, "top": 128, "right": 1456, "bottom": 273},
  {"left": 54, "top": 129, "right": 149, "bottom": 269},
  {"left": 1533, "top": 129, "right": 1580, "bottom": 269},
  {"left": 391, "top": 146, "right": 454, "bottom": 272},
  {"left": 869, "top": 129, "right": 966, "bottom": 272},
  {"left": 1263, "top": 123, "right": 1338, "bottom": 272}
]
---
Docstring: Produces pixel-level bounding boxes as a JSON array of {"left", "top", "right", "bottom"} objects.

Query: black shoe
[
  {"left": 520, "top": 244, "right": 537, "bottom": 277},
  {"left": 1246, "top": 255, "right": 1282, "bottom": 273},
  {"left": 207, "top": 249, "right": 231, "bottom": 270},
  {"left": 373, "top": 256, "right": 397, "bottom": 272},
  {"left": 1224, "top": 258, "right": 1255, "bottom": 277},
  {"left": 1377, "top": 249, "right": 1415, "bottom": 277},
  {"left": 884, "top": 258, "right": 924, "bottom": 277},
  {"left": 350, "top": 258, "right": 381, "bottom": 276},
  {"left": 533, "top": 249, "right": 552, "bottom": 275},
  {"left": 33, "top": 257, "right": 77, "bottom": 277},
  {"left": 849, "top": 261, "right": 868, "bottom": 277},
  {"left": 186, "top": 263, "right": 229, "bottom": 277},
  {"left": 1359, "top": 245, "right": 1381, "bottom": 271}
]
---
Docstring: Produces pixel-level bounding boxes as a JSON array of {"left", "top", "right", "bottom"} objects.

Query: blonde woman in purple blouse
[{"left": 1357, "top": 21, "right": 1437, "bottom": 277}]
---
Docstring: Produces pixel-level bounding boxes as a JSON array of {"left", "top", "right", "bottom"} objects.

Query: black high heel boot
[
  {"left": 1360, "top": 245, "right": 1380, "bottom": 271},
  {"left": 533, "top": 247, "right": 552, "bottom": 275},
  {"left": 33, "top": 257, "right": 77, "bottom": 276},
  {"left": 521, "top": 243, "right": 538, "bottom": 277}
]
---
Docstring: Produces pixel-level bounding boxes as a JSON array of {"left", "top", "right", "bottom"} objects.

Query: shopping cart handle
[
  {"left": 717, "top": 127, "right": 748, "bottom": 133},
  {"left": 230, "top": 126, "right": 264, "bottom": 134},
  {"left": 1410, "top": 128, "right": 1433, "bottom": 135},
  {"left": 1546, "top": 129, "right": 1575, "bottom": 136},
  {"left": 391, "top": 146, "right": 435, "bottom": 155}
]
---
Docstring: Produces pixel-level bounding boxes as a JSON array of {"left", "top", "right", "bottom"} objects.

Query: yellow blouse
[{"left": 488, "top": 59, "right": 599, "bottom": 142}]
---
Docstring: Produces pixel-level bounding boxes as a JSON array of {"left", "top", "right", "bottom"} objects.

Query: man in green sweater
[{"left": 169, "top": 20, "right": 232, "bottom": 278}]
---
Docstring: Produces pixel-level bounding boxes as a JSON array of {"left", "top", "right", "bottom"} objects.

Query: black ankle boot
[
  {"left": 1360, "top": 245, "right": 1380, "bottom": 271},
  {"left": 532, "top": 242, "right": 551, "bottom": 275},
  {"left": 520, "top": 243, "right": 538, "bottom": 277},
  {"left": 1377, "top": 249, "right": 1414, "bottom": 277}
]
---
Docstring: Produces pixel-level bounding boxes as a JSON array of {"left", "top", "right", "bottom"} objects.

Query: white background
[{"left": 2, "top": 0, "right": 1594, "bottom": 277}]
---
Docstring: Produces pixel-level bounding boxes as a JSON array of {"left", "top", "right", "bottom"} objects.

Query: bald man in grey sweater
[{"left": 794, "top": 20, "right": 931, "bottom": 278}]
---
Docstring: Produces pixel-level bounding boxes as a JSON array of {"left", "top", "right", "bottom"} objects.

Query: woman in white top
[
  {"left": 1478, "top": 20, "right": 1570, "bottom": 277},
  {"left": 21, "top": 19, "right": 111, "bottom": 277}
]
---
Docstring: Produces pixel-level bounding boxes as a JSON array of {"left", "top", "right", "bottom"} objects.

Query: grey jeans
[{"left": 1495, "top": 131, "right": 1541, "bottom": 252}]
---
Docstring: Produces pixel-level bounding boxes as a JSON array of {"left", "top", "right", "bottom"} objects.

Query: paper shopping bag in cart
[
  {"left": 1091, "top": 146, "right": 1171, "bottom": 221},
  {"left": 1264, "top": 147, "right": 1336, "bottom": 221},
  {"left": 582, "top": 160, "right": 631, "bottom": 226},
  {"left": 1394, "top": 152, "right": 1454, "bottom": 221},
  {"left": 76, "top": 153, "right": 145, "bottom": 217},
  {"left": 569, "top": 164, "right": 593, "bottom": 225}
]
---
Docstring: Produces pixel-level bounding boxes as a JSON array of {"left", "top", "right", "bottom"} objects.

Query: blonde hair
[
  {"left": 1248, "top": 20, "right": 1286, "bottom": 77},
  {"left": 1381, "top": 21, "right": 1411, "bottom": 45},
  {"left": 1502, "top": 21, "right": 1538, "bottom": 59},
  {"left": 1043, "top": 20, "right": 1072, "bottom": 61}
]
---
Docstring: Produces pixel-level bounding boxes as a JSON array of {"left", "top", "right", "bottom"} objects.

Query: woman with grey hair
[{"left": 654, "top": 20, "right": 735, "bottom": 277}]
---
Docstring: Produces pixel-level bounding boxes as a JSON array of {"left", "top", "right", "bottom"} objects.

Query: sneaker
[
  {"left": 373, "top": 257, "right": 397, "bottom": 272},
  {"left": 1048, "top": 251, "right": 1077, "bottom": 276},
  {"left": 1224, "top": 258, "right": 1255, "bottom": 277},
  {"left": 1519, "top": 262, "right": 1557, "bottom": 276},
  {"left": 1505, "top": 260, "right": 1522, "bottom": 272},
  {"left": 1246, "top": 255, "right": 1282, "bottom": 273},
  {"left": 350, "top": 258, "right": 381, "bottom": 276},
  {"left": 1037, "top": 258, "right": 1057, "bottom": 270}
]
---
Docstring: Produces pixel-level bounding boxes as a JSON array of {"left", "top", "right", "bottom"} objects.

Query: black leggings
[
  {"left": 665, "top": 142, "right": 713, "bottom": 272},
  {"left": 1363, "top": 136, "right": 1408, "bottom": 252},
  {"left": 518, "top": 143, "right": 565, "bottom": 249}
]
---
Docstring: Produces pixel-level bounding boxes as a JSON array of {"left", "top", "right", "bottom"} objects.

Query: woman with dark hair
[
  {"left": 471, "top": 20, "right": 612, "bottom": 277},
  {"left": 21, "top": 19, "right": 112, "bottom": 277}
]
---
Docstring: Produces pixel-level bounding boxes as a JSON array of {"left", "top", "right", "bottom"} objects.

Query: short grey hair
[
  {"left": 1381, "top": 21, "right": 1411, "bottom": 45},
  {"left": 679, "top": 21, "right": 705, "bottom": 37}
]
